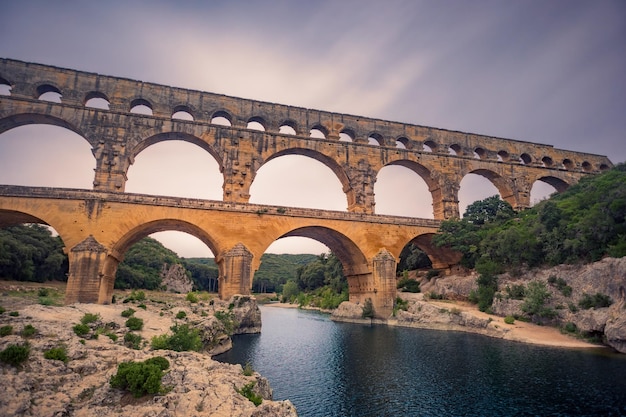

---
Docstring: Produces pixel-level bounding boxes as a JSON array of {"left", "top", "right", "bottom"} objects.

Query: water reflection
[{"left": 216, "top": 306, "right": 626, "bottom": 416}]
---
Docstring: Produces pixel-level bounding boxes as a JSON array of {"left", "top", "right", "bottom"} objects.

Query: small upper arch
[
  {"left": 211, "top": 110, "right": 232, "bottom": 126},
  {"left": 130, "top": 98, "right": 153, "bottom": 115},
  {"left": 448, "top": 144, "right": 462, "bottom": 156},
  {"left": 36, "top": 84, "right": 62, "bottom": 102},
  {"left": 423, "top": 139, "right": 438, "bottom": 152},
  {"left": 84, "top": 91, "right": 111, "bottom": 110},
  {"left": 339, "top": 128, "right": 355, "bottom": 142},
  {"left": 247, "top": 116, "right": 266, "bottom": 131},
  {"left": 310, "top": 125, "right": 328, "bottom": 139},
  {"left": 0, "top": 76, "right": 12, "bottom": 96},
  {"left": 172, "top": 105, "right": 194, "bottom": 121},
  {"left": 396, "top": 136, "right": 410, "bottom": 149},
  {"left": 367, "top": 132, "right": 384, "bottom": 146},
  {"left": 278, "top": 119, "right": 298, "bottom": 135}
]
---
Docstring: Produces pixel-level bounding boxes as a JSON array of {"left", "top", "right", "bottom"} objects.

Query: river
[{"left": 215, "top": 306, "right": 626, "bottom": 416}]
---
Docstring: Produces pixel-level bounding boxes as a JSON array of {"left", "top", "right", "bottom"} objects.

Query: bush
[
  {"left": 144, "top": 356, "right": 170, "bottom": 371},
  {"left": 121, "top": 308, "right": 136, "bottom": 318},
  {"left": 548, "top": 276, "right": 573, "bottom": 297},
  {"left": 504, "top": 316, "right": 515, "bottom": 325},
  {"left": 73, "top": 323, "right": 90, "bottom": 336},
  {"left": 0, "top": 343, "right": 30, "bottom": 366},
  {"left": 393, "top": 297, "right": 409, "bottom": 316},
  {"left": 505, "top": 284, "right": 526, "bottom": 300},
  {"left": 110, "top": 358, "right": 168, "bottom": 397},
  {"left": 80, "top": 313, "right": 100, "bottom": 325},
  {"left": 186, "top": 292, "right": 199, "bottom": 303},
  {"left": 397, "top": 277, "right": 420, "bottom": 293},
  {"left": 425, "top": 269, "right": 441, "bottom": 280},
  {"left": 44, "top": 346, "right": 69, "bottom": 363},
  {"left": 105, "top": 332, "right": 118, "bottom": 341},
  {"left": 9, "top": 311, "right": 19, "bottom": 317},
  {"left": 242, "top": 361, "right": 254, "bottom": 376},
  {"left": 38, "top": 297, "right": 55, "bottom": 306},
  {"left": 578, "top": 293, "right": 613, "bottom": 309},
  {"left": 214, "top": 311, "right": 237, "bottom": 335},
  {"left": 138, "top": 303, "right": 147, "bottom": 310},
  {"left": 124, "top": 332, "right": 143, "bottom": 350},
  {"left": 563, "top": 322, "right": 578, "bottom": 333},
  {"left": 236, "top": 381, "right": 262, "bottom": 406},
  {"left": 125, "top": 317, "right": 144, "bottom": 331},
  {"left": 175, "top": 311, "right": 187, "bottom": 320},
  {"left": 361, "top": 298, "right": 375, "bottom": 319},
  {"left": 124, "top": 290, "right": 146, "bottom": 303},
  {"left": 0, "top": 325, "right": 13, "bottom": 337},
  {"left": 0, "top": 306, "right": 5, "bottom": 314},
  {"left": 21, "top": 324, "right": 37, "bottom": 337},
  {"left": 151, "top": 324, "right": 202, "bottom": 352},
  {"left": 521, "top": 281, "right": 556, "bottom": 322}
]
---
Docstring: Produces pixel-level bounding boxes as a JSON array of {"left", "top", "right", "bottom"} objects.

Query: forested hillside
[{"left": 434, "top": 163, "right": 626, "bottom": 273}]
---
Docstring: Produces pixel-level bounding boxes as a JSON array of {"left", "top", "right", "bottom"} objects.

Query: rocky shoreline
[
  {"left": 0, "top": 288, "right": 298, "bottom": 417},
  {"left": 331, "top": 257, "right": 626, "bottom": 354}
]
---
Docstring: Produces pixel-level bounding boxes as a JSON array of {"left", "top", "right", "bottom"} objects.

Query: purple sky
[{"left": 1, "top": 0, "right": 624, "bottom": 257}]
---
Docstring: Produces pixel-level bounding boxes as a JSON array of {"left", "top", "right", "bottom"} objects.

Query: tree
[{"left": 464, "top": 195, "right": 515, "bottom": 225}]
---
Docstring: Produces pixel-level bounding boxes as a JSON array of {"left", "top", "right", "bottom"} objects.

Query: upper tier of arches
[{"left": 0, "top": 58, "right": 613, "bottom": 173}]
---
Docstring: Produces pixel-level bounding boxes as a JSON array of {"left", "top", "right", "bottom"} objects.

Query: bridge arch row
[
  {"left": 0, "top": 101, "right": 604, "bottom": 219},
  {"left": 0, "top": 102, "right": 597, "bottom": 219},
  {"left": 0, "top": 193, "right": 447, "bottom": 317},
  {"left": 0, "top": 58, "right": 612, "bottom": 176}
]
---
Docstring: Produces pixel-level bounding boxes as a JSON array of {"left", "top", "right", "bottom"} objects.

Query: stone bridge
[{"left": 0, "top": 58, "right": 613, "bottom": 318}]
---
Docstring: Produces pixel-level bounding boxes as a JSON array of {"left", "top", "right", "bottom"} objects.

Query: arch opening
[
  {"left": 247, "top": 118, "right": 266, "bottom": 131},
  {"left": 448, "top": 144, "right": 461, "bottom": 156},
  {"left": 339, "top": 130, "right": 354, "bottom": 142},
  {"left": 396, "top": 137, "right": 409, "bottom": 149},
  {"left": 84, "top": 92, "right": 110, "bottom": 109},
  {"left": 519, "top": 153, "right": 532, "bottom": 165},
  {"left": 249, "top": 153, "right": 347, "bottom": 211},
  {"left": 374, "top": 164, "right": 434, "bottom": 218},
  {"left": 458, "top": 172, "right": 504, "bottom": 216},
  {"left": 310, "top": 127, "right": 327, "bottom": 139},
  {"left": 0, "top": 77, "right": 12, "bottom": 96},
  {"left": 172, "top": 107, "right": 194, "bottom": 121},
  {"left": 211, "top": 111, "right": 232, "bottom": 126},
  {"left": 368, "top": 133, "right": 383, "bottom": 146},
  {"left": 279, "top": 120, "right": 297, "bottom": 135},
  {"left": 126, "top": 139, "right": 223, "bottom": 200},
  {"left": 0, "top": 124, "right": 94, "bottom": 188},
  {"left": 130, "top": 99, "right": 153, "bottom": 115},
  {"left": 530, "top": 180, "right": 558, "bottom": 206}
]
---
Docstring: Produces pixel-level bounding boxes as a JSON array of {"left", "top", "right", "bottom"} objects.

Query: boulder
[{"left": 161, "top": 263, "right": 193, "bottom": 294}]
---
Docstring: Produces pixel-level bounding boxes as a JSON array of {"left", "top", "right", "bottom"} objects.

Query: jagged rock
[
  {"left": 161, "top": 263, "right": 193, "bottom": 294},
  {"left": 330, "top": 301, "right": 371, "bottom": 323},
  {"left": 228, "top": 295, "right": 262, "bottom": 334}
]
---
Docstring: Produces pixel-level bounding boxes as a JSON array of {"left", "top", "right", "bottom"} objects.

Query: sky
[{"left": 1, "top": 0, "right": 625, "bottom": 258}]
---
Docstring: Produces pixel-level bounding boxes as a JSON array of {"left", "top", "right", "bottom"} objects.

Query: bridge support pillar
[
  {"left": 65, "top": 236, "right": 108, "bottom": 304},
  {"left": 346, "top": 249, "right": 397, "bottom": 319},
  {"left": 218, "top": 243, "right": 253, "bottom": 300}
]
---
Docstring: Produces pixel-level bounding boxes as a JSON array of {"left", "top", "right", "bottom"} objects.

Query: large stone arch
[
  {"left": 257, "top": 148, "right": 353, "bottom": 209},
  {"left": 406, "top": 233, "right": 463, "bottom": 270},
  {"left": 129, "top": 131, "right": 224, "bottom": 168},
  {"left": 379, "top": 160, "right": 439, "bottom": 218},
  {"left": 463, "top": 168, "right": 516, "bottom": 209},
  {"left": 531, "top": 174, "right": 570, "bottom": 193},
  {"left": 0, "top": 113, "right": 87, "bottom": 141},
  {"left": 97, "top": 218, "right": 220, "bottom": 303}
]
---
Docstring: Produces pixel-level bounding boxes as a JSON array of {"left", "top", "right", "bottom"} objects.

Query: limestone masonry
[{"left": 0, "top": 58, "right": 613, "bottom": 318}]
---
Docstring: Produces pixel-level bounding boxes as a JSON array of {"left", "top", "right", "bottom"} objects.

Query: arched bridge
[{"left": 0, "top": 59, "right": 613, "bottom": 318}]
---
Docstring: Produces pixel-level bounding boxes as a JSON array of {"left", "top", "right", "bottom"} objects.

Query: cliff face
[
  {"left": 421, "top": 257, "right": 626, "bottom": 353},
  {"left": 0, "top": 291, "right": 296, "bottom": 417}
]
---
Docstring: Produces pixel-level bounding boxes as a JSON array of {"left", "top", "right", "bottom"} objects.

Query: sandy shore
[{"left": 264, "top": 300, "right": 600, "bottom": 350}]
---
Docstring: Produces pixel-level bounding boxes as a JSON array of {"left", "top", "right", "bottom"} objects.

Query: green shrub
[
  {"left": 0, "top": 306, "right": 5, "bottom": 314},
  {"left": 80, "top": 313, "right": 100, "bottom": 325},
  {"left": 38, "top": 288, "right": 50, "bottom": 297},
  {"left": 151, "top": 324, "right": 202, "bottom": 352},
  {"left": 38, "top": 297, "right": 55, "bottom": 306},
  {"left": 504, "top": 316, "right": 515, "bottom": 325},
  {"left": 397, "top": 277, "right": 421, "bottom": 293},
  {"left": 214, "top": 310, "right": 237, "bottom": 335},
  {"left": 21, "top": 324, "right": 37, "bottom": 338},
  {"left": 0, "top": 343, "right": 30, "bottom": 366},
  {"left": 105, "top": 332, "right": 118, "bottom": 341},
  {"left": 121, "top": 308, "right": 136, "bottom": 318},
  {"left": 361, "top": 298, "right": 375, "bottom": 319},
  {"left": 125, "top": 317, "right": 144, "bottom": 331},
  {"left": 521, "top": 281, "right": 556, "bottom": 322},
  {"left": 144, "top": 356, "right": 170, "bottom": 371},
  {"left": 0, "top": 325, "right": 13, "bottom": 336},
  {"left": 548, "top": 276, "right": 573, "bottom": 297},
  {"left": 505, "top": 284, "right": 526, "bottom": 300},
  {"left": 73, "top": 323, "right": 90, "bottom": 336},
  {"left": 236, "top": 381, "right": 262, "bottom": 406},
  {"left": 9, "top": 311, "right": 19, "bottom": 317},
  {"left": 124, "top": 290, "right": 146, "bottom": 303},
  {"left": 242, "top": 361, "right": 254, "bottom": 376},
  {"left": 186, "top": 292, "right": 199, "bottom": 303},
  {"left": 175, "top": 311, "right": 187, "bottom": 320},
  {"left": 138, "top": 303, "right": 147, "bottom": 310},
  {"left": 578, "top": 293, "right": 613, "bottom": 309},
  {"left": 110, "top": 358, "right": 168, "bottom": 397},
  {"left": 425, "top": 269, "right": 441, "bottom": 280},
  {"left": 44, "top": 346, "right": 69, "bottom": 363},
  {"left": 124, "top": 332, "right": 143, "bottom": 350},
  {"left": 563, "top": 322, "right": 578, "bottom": 333}
]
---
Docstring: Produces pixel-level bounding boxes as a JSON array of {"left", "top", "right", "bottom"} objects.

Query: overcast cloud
[{"left": 1, "top": 0, "right": 624, "bottom": 257}]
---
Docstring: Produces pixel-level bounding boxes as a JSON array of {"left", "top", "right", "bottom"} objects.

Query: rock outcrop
[
  {"left": 0, "top": 291, "right": 296, "bottom": 417},
  {"left": 161, "top": 263, "right": 193, "bottom": 294},
  {"left": 419, "top": 257, "right": 626, "bottom": 353}
]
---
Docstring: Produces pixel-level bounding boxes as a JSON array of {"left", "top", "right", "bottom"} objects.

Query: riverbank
[
  {"left": 0, "top": 283, "right": 297, "bottom": 417},
  {"left": 266, "top": 297, "right": 600, "bottom": 350}
]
